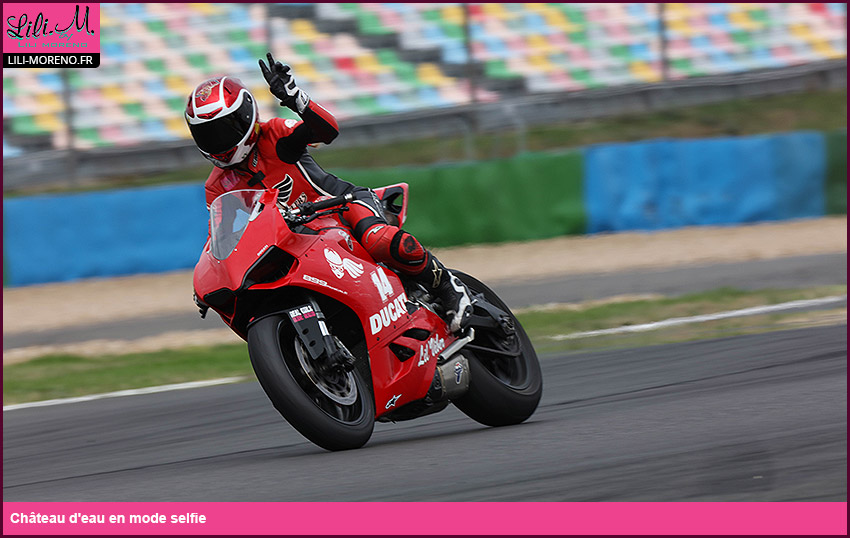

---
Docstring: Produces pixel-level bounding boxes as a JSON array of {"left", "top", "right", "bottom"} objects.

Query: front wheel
[
  {"left": 247, "top": 314, "right": 374, "bottom": 451},
  {"left": 451, "top": 272, "right": 542, "bottom": 426}
]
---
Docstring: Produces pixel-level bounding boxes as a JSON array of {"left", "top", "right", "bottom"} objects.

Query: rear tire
[
  {"left": 451, "top": 272, "right": 542, "bottom": 427},
  {"left": 248, "top": 314, "right": 374, "bottom": 451}
]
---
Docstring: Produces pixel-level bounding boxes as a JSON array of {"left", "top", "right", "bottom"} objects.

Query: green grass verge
[
  {"left": 5, "top": 89, "right": 846, "bottom": 197},
  {"left": 525, "top": 286, "right": 846, "bottom": 354},
  {"left": 3, "top": 346, "right": 254, "bottom": 406},
  {"left": 3, "top": 285, "right": 845, "bottom": 405}
]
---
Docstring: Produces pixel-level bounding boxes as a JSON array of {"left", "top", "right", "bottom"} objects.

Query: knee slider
[{"left": 360, "top": 225, "right": 427, "bottom": 272}]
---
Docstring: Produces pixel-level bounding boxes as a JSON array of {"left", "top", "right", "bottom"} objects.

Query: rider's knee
[{"left": 360, "top": 224, "right": 426, "bottom": 274}]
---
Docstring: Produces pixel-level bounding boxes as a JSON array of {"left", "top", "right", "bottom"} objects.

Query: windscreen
[{"left": 209, "top": 189, "right": 264, "bottom": 260}]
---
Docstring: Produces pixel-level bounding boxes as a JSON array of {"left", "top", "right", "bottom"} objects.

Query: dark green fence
[
  {"left": 338, "top": 150, "right": 585, "bottom": 247},
  {"left": 825, "top": 129, "right": 847, "bottom": 215}
]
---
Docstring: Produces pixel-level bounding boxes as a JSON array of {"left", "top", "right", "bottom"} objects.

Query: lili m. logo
[
  {"left": 6, "top": 5, "right": 95, "bottom": 40},
  {"left": 3, "top": 4, "right": 101, "bottom": 68}
]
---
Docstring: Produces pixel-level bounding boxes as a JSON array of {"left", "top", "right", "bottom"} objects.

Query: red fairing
[{"left": 193, "top": 186, "right": 455, "bottom": 418}]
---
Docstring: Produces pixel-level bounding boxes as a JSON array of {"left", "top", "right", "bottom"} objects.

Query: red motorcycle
[{"left": 193, "top": 184, "right": 542, "bottom": 451}]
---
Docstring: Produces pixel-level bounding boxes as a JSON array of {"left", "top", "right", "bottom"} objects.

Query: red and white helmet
[{"left": 185, "top": 76, "right": 260, "bottom": 168}]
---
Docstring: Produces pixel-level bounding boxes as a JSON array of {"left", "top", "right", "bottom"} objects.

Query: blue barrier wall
[
  {"left": 2, "top": 131, "right": 831, "bottom": 287},
  {"left": 3, "top": 184, "right": 208, "bottom": 286},
  {"left": 584, "top": 131, "right": 826, "bottom": 233}
]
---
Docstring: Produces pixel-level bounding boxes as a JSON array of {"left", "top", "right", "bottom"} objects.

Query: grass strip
[
  {"left": 3, "top": 285, "right": 845, "bottom": 405},
  {"left": 3, "top": 346, "right": 253, "bottom": 406}
]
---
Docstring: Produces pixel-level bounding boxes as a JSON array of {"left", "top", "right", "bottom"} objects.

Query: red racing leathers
[{"left": 204, "top": 100, "right": 431, "bottom": 278}]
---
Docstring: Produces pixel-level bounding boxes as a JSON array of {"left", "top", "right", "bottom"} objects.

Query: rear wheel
[
  {"left": 451, "top": 272, "right": 542, "bottom": 426},
  {"left": 247, "top": 314, "right": 374, "bottom": 451}
]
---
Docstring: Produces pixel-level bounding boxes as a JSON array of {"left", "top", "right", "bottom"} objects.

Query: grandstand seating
[{"left": 3, "top": 3, "right": 846, "bottom": 154}]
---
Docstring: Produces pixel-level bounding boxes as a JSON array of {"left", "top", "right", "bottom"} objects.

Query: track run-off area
[{"left": 3, "top": 324, "right": 845, "bottom": 502}]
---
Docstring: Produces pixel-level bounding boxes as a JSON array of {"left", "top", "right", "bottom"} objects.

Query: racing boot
[{"left": 415, "top": 254, "right": 473, "bottom": 333}]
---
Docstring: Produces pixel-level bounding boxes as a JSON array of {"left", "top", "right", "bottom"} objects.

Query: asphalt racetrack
[{"left": 4, "top": 323, "right": 846, "bottom": 501}]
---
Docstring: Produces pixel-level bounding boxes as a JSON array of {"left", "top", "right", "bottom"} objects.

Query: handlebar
[{"left": 294, "top": 193, "right": 354, "bottom": 216}]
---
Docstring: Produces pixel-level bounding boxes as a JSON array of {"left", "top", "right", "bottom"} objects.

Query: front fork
[{"left": 285, "top": 299, "right": 356, "bottom": 374}]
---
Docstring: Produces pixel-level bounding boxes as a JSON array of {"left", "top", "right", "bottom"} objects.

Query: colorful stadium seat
[{"left": 2, "top": 3, "right": 846, "bottom": 153}]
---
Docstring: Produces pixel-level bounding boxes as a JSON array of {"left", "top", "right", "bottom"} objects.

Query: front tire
[
  {"left": 451, "top": 272, "right": 542, "bottom": 426},
  {"left": 248, "top": 314, "right": 375, "bottom": 451}
]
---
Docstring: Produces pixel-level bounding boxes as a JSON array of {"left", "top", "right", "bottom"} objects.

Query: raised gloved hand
[{"left": 259, "top": 52, "right": 310, "bottom": 114}]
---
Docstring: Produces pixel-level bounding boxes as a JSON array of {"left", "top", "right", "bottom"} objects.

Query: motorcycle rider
[{"left": 185, "top": 53, "right": 472, "bottom": 332}]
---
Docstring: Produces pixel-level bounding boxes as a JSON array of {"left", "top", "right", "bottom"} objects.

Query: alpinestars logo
[
  {"left": 431, "top": 260, "right": 443, "bottom": 288},
  {"left": 385, "top": 394, "right": 402, "bottom": 409},
  {"left": 364, "top": 225, "right": 385, "bottom": 243}
]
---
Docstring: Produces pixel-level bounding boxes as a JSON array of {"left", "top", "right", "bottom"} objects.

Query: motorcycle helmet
[{"left": 185, "top": 76, "right": 260, "bottom": 168}]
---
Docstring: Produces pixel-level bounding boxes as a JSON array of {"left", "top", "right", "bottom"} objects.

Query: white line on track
[
  {"left": 549, "top": 295, "right": 846, "bottom": 340},
  {"left": 5, "top": 296, "right": 846, "bottom": 411},
  {"left": 3, "top": 376, "right": 248, "bottom": 412}
]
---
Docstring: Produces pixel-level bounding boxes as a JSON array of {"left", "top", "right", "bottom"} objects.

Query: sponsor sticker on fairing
[
  {"left": 302, "top": 274, "right": 349, "bottom": 295},
  {"left": 369, "top": 292, "right": 409, "bottom": 335},
  {"left": 289, "top": 305, "right": 314, "bottom": 323},
  {"left": 324, "top": 248, "right": 364, "bottom": 279},
  {"left": 370, "top": 266, "right": 394, "bottom": 302},
  {"left": 417, "top": 334, "right": 446, "bottom": 367}
]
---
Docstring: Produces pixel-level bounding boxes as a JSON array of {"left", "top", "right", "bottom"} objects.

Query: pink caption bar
[{"left": 3, "top": 502, "right": 847, "bottom": 535}]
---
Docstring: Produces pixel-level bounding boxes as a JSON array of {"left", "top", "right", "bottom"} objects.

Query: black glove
[{"left": 259, "top": 52, "right": 310, "bottom": 114}]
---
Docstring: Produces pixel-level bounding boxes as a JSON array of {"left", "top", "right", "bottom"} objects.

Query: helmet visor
[{"left": 189, "top": 94, "right": 255, "bottom": 155}]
